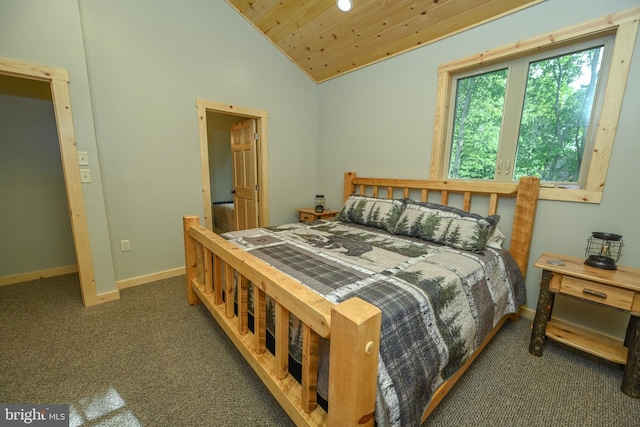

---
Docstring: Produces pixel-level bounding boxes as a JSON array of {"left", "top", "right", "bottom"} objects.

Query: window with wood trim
[{"left": 430, "top": 8, "right": 639, "bottom": 203}]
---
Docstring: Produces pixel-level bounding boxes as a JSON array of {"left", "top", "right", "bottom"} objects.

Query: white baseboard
[
  {"left": 116, "top": 267, "right": 185, "bottom": 290},
  {"left": 0, "top": 265, "right": 78, "bottom": 287}
]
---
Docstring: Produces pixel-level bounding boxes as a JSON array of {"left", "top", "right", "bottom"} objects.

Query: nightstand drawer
[
  {"left": 300, "top": 212, "right": 317, "bottom": 222},
  {"left": 560, "top": 276, "right": 634, "bottom": 310}
]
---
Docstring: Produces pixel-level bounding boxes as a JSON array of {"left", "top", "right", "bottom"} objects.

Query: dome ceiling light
[{"left": 337, "top": 0, "right": 353, "bottom": 12}]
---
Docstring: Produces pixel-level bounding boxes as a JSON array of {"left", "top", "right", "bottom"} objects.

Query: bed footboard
[{"left": 183, "top": 216, "right": 382, "bottom": 426}]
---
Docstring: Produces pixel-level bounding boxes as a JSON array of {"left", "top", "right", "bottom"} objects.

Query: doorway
[
  {"left": 0, "top": 58, "right": 98, "bottom": 306},
  {"left": 196, "top": 99, "right": 269, "bottom": 230}
]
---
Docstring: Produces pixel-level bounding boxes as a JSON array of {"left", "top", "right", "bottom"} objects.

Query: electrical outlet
[
  {"left": 120, "top": 240, "right": 131, "bottom": 252},
  {"left": 80, "top": 169, "right": 92, "bottom": 183}
]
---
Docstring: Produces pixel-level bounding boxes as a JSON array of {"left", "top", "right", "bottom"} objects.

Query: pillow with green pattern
[
  {"left": 337, "top": 195, "right": 405, "bottom": 233},
  {"left": 393, "top": 199, "right": 500, "bottom": 253}
]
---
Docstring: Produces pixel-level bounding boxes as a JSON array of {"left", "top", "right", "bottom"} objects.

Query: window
[
  {"left": 514, "top": 44, "right": 606, "bottom": 183},
  {"left": 448, "top": 38, "right": 611, "bottom": 185},
  {"left": 430, "top": 9, "right": 639, "bottom": 203},
  {"left": 449, "top": 68, "right": 507, "bottom": 180}
]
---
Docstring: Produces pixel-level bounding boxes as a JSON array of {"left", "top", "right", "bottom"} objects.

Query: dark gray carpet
[{"left": 1, "top": 274, "right": 638, "bottom": 426}]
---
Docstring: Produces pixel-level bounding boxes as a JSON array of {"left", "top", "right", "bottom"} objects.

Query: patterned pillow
[
  {"left": 337, "top": 195, "right": 405, "bottom": 233},
  {"left": 393, "top": 199, "right": 500, "bottom": 252}
]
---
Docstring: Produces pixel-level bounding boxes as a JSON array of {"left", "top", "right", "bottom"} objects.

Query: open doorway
[
  {"left": 196, "top": 99, "right": 269, "bottom": 230},
  {"left": 207, "top": 112, "right": 249, "bottom": 233},
  {"left": 0, "top": 58, "right": 98, "bottom": 306}
]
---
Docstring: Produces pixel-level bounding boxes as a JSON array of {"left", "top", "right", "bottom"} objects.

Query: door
[
  {"left": 0, "top": 58, "right": 100, "bottom": 306},
  {"left": 230, "top": 119, "right": 259, "bottom": 230},
  {"left": 196, "top": 99, "right": 269, "bottom": 231}
]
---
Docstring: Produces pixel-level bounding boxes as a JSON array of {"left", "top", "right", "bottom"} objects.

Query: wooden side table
[
  {"left": 529, "top": 252, "right": 640, "bottom": 398},
  {"left": 296, "top": 207, "right": 340, "bottom": 223}
]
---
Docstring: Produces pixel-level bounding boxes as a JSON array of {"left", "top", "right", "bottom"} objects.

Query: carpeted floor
[{"left": 0, "top": 274, "right": 638, "bottom": 426}]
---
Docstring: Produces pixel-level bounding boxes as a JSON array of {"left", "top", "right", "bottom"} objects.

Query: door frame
[
  {"left": 0, "top": 57, "right": 98, "bottom": 306},
  {"left": 196, "top": 98, "right": 269, "bottom": 230}
]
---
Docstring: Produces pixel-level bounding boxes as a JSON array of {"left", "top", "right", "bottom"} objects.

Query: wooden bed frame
[{"left": 183, "top": 172, "right": 539, "bottom": 426}]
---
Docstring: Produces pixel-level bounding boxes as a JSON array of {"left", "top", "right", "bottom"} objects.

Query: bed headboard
[{"left": 342, "top": 172, "right": 540, "bottom": 278}]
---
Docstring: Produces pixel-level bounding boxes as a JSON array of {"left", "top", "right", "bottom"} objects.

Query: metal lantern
[
  {"left": 314, "top": 194, "right": 325, "bottom": 213},
  {"left": 584, "top": 232, "right": 623, "bottom": 270}
]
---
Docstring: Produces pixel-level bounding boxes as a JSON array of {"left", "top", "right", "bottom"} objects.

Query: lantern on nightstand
[
  {"left": 314, "top": 194, "right": 325, "bottom": 213},
  {"left": 584, "top": 232, "right": 624, "bottom": 270}
]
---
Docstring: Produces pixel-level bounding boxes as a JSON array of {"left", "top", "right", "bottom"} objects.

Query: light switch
[
  {"left": 80, "top": 169, "right": 92, "bottom": 183},
  {"left": 78, "top": 151, "right": 89, "bottom": 165}
]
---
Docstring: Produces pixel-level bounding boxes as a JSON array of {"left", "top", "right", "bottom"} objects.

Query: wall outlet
[{"left": 120, "top": 240, "right": 131, "bottom": 252}]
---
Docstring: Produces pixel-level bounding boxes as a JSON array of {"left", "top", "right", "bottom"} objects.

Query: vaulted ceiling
[{"left": 226, "top": 0, "right": 543, "bottom": 83}]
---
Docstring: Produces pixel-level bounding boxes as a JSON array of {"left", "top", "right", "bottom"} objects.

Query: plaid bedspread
[{"left": 222, "top": 219, "right": 525, "bottom": 426}]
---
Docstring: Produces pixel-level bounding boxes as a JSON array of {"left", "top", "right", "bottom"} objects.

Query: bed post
[
  {"left": 344, "top": 172, "right": 357, "bottom": 202},
  {"left": 509, "top": 176, "right": 539, "bottom": 279},
  {"left": 183, "top": 216, "right": 201, "bottom": 305},
  {"left": 328, "top": 297, "right": 381, "bottom": 426}
]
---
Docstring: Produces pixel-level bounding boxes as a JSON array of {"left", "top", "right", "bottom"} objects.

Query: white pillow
[{"left": 487, "top": 227, "right": 506, "bottom": 249}]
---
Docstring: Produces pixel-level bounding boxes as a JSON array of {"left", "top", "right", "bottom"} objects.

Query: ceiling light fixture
[{"left": 337, "top": 0, "right": 353, "bottom": 12}]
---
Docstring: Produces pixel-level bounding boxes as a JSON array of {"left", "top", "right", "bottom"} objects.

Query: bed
[
  {"left": 212, "top": 201, "right": 236, "bottom": 233},
  {"left": 183, "top": 172, "right": 539, "bottom": 426}
]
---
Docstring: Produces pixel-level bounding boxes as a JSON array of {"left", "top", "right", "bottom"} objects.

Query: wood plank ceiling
[{"left": 226, "top": 0, "right": 543, "bottom": 83}]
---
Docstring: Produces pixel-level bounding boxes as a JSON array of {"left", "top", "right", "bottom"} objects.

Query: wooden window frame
[{"left": 430, "top": 8, "right": 640, "bottom": 203}]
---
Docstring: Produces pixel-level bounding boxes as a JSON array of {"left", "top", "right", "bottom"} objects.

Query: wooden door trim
[
  {"left": 196, "top": 99, "right": 269, "bottom": 230},
  {"left": 0, "top": 57, "right": 98, "bottom": 306}
]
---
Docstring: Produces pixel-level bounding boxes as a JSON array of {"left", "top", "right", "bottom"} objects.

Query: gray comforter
[{"left": 222, "top": 219, "right": 525, "bottom": 426}]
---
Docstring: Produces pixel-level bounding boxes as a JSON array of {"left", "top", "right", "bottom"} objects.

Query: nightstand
[
  {"left": 529, "top": 252, "right": 640, "bottom": 398},
  {"left": 296, "top": 207, "right": 339, "bottom": 223}
]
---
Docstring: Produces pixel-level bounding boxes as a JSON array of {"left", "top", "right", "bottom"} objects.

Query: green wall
[
  {"left": 76, "top": 0, "right": 318, "bottom": 282},
  {"left": 0, "top": 0, "right": 318, "bottom": 294},
  {"left": 1, "top": 0, "right": 638, "bottom": 338},
  {"left": 0, "top": 0, "right": 116, "bottom": 294},
  {"left": 207, "top": 113, "right": 237, "bottom": 204},
  {"left": 316, "top": 0, "right": 640, "bottom": 337},
  {"left": 0, "top": 93, "right": 76, "bottom": 276}
]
